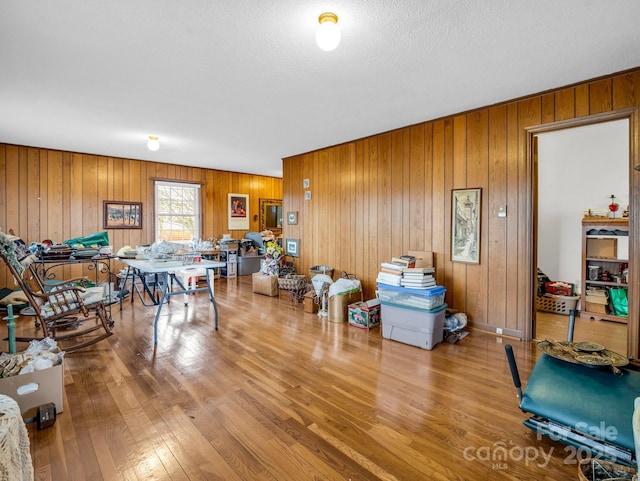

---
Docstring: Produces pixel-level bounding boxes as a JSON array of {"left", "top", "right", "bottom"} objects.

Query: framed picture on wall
[
  {"left": 228, "top": 193, "right": 249, "bottom": 230},
  {"left": 285, "top": 238, "right": 299, "bottom": 257},
  {"left": 451, "top": 188, "right": 481, "bottom": 264},
  {"left": 103, "top": 201, "right": 142, "bottom": 229}
]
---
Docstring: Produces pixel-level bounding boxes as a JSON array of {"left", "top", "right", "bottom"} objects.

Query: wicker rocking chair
[{"left": 0, "top": 232, "right": 113, "bottom": 352}]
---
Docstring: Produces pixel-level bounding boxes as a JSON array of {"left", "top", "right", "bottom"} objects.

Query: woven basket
[
  {"left": 310, "top": 265, "right": 333, "bottom": 279},
  {"left": 578, "top": 458, "right": 636, "bottom": 481},
  {"left": 278, "top": 274, "right": 307, "bottom": 290}
]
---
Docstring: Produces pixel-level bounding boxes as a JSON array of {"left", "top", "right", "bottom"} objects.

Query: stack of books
[
  {"left": 377, "top": 256, "right": 435, "bottom": 288},
  {"left": 401, "top": 267, "right": 436, "bottom": 288},
  {"left": 398, "top": 255, "right": 416, "bottom": 268},
  {"left": 377, "top": 259, "right": 405, "bottom": 286}
]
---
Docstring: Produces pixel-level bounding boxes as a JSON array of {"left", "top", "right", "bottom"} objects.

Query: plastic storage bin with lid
[
  {"left": 376, "top": 283, "right": 446, "bottom": 310},
  {"left": 380, "top": 302, "right": 447, "bottom": 350}
]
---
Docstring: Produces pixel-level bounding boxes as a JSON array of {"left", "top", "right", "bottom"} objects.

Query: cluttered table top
[{"left": 119, "top": 258, "right": 225, "bottom": 273}]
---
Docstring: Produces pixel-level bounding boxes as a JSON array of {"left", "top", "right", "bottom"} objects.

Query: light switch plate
[{"left": 498, "top": 206, "right": 507, "bottom": 217}]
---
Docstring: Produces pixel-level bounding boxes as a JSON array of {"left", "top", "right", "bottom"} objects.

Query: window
[{"left": 154, "top": 181, "right": 201, "bottom": 243}]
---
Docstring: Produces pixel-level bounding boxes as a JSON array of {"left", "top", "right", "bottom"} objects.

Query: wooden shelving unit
[{"left": 580, "top": 217, "right": 629, "bottom": 324}]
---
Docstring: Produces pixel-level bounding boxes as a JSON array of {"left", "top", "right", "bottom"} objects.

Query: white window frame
[{"left": 154, "top": 180, "right": 201, "bottom": 243}]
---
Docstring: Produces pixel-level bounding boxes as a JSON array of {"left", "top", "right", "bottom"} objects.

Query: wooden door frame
[{"left": 526, "top": 107, "right": 640, "bottom": 358}]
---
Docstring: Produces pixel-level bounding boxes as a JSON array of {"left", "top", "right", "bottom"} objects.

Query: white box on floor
[
  {"left": 0, "top": 362, "right": 64, "bottom": 418},
  {"left": 381, "top": 302, "right": 446, "bottom": 350}
]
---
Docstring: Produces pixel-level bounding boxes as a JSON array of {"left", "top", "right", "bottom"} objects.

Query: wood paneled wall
[
  {"left": 282, "top": 68, "right": 640, "bottom": 340},
  {"left": 0, "top": 145, "right": 281, "bottom": 286},
  {"left": 3, "top": 68, "right": 640, "bottom": 341}
]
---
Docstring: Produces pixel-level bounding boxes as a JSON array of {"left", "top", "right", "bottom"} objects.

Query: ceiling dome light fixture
[
  {"left": 316, "top": 12, "right": 340, "bottom": 51},
  {"left": 147, "top": 135, "right": 160, "bottom": 151}
]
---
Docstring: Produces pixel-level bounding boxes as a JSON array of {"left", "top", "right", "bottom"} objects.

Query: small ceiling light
[
  {"left": 316, "top": 12, "right": 340, "bottom": 51},
  {"left": 147, "top": 135, "right": 160, "bottom": 151}
]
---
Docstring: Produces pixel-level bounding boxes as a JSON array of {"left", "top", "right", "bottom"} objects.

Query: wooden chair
[{"left": 0, "top": 235, "right": 113, "bottom": 352}]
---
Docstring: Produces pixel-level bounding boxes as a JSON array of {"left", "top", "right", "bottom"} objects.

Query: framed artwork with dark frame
[
  {"left": 287, "top": 211, "right": 298, "bottom": 225},
  {"left": 451, "top": 188, "right": 481, "bottom": 264},
  {"left": 285, "top": 238, "right": 299, "bottom": 257},
  {"left": 103, "top": 201, "right": 142, "bottom": 229}
]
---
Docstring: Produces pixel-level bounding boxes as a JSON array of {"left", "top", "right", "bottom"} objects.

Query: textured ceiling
[{"left": 1, "top": 1, "right": 640, "bottom": 178}]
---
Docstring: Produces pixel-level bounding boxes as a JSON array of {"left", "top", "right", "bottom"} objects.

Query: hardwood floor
[{"left": 6, "top": 277, "right": 626, "bottom": 480}]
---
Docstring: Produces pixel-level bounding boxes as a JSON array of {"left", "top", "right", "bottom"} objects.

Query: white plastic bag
[{"left": 328, "top": 277, "right": 361, "bottom": 297}]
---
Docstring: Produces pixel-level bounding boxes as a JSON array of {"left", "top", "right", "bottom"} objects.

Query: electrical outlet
[{"left": 496, "top": 327, "right": 503, "bottom": 335}]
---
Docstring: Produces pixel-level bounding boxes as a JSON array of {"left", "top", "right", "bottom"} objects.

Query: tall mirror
[{"left": 259, "top": 198, "right": 283, "bottom": 236}]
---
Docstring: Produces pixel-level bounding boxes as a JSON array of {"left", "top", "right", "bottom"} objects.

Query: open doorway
[{"left": 534, "top": 119, "right": 629, "bottom": 353}]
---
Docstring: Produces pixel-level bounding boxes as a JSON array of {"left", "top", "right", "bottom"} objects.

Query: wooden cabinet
[{"left": 581, "top": 218, "right": 629, "bottom": 323}]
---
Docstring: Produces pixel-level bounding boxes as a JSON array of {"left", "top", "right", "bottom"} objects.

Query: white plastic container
[{"left": 381, "top": 302, "right": 446, "bottom": 350}]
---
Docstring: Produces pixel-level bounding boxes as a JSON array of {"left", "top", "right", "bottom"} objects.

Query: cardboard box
[
  {"left": 586, "top": 238, "right": 616, "bottom": 258},
  {"left": 348, "top": 300, "right": 381, "bottom": 329},
  {"left": 279, "top": 289, "right": 302, "bottom": 303},
  {"left": 328, "top": 290, "right": 363, "bottom": 323},
  {"left": 407, "top": 250, "right": 434, "bottom": 269},
  {"left": 0, "top": 362, "right": 64, "bottom": 418},
  {"left": 252, "top": 272, "right": 278, "bottom": 296},
  {"left": 585, "top": 302, "right": 608, "bottom": 314},
  {"left": 304, "top": 291, "right": 318, "bottom": 313},
  {"left": 545, "top": 281, "right": 574, "bottom": 297}
]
